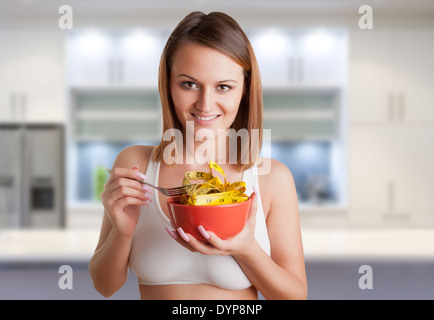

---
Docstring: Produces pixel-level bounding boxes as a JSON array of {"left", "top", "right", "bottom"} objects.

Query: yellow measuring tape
[{"left": 179, "top": 161, "right": 249, "bottom": 206}]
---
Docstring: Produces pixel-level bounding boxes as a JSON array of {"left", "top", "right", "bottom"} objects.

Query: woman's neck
[{"left": 182, "top": 131, "right": 231, "bottom": 165}]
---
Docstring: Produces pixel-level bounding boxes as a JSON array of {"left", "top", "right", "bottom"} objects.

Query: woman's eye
[
  {"left": 182, "top": 81, "right": 197, "bottom": 89},
  {"left": 218, "top": 84, "right": 231, "bottom": 92}
]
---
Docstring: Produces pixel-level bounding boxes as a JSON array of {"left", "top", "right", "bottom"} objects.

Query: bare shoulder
[
  {"left": 112, "top": 145, "right": 154, "bottom": 174},
  {"left": 257, "top": 158, "right": 298, "bottom": 220},
  {"left": 258, "top": 158, "right": 295, "bottom": 193}
]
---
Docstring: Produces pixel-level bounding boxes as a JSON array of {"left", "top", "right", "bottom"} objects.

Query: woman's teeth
[{"left": 193, "top": 114, "right": 219, "bottom": 121}]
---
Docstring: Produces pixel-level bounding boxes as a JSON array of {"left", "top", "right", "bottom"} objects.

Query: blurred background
[{"left": 0, "top": 0, "right": 433, "bottom": 299}]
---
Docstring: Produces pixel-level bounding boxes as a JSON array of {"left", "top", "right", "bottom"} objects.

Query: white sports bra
[{"left": 129, "top": 150, "right": 271, "bottom": 290}]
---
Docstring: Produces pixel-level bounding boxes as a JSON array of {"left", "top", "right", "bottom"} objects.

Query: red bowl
[{"left": 167, "top": 196, "right": 251, "bottom": 242}]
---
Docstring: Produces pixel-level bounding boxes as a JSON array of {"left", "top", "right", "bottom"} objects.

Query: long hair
[{"left": 154, "top": 11, "right": 263, "bottom": 170}]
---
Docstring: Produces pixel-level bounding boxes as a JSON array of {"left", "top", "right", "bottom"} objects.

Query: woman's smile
[{"left": 190, "top": 112, "right": 221, "bottom": 126}]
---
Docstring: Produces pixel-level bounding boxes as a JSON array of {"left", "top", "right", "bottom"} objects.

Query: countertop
[
  {"left": 0, "top": 228, "right": 433, "bottom": 264},
  {"left": 301, "top": 229, "right": 434, "bottom": 261},
  {"left": 0, "top": 229, "right": 99, "bottom": 264}
]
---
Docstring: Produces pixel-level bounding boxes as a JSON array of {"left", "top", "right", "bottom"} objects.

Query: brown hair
[{"left": 154, "top": 11, "right": 263, "bottom": 170}]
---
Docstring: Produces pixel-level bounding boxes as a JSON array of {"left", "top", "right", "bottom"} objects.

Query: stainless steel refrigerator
[{"left": 0, "top": 124, "right": 65, "bottom": 228}]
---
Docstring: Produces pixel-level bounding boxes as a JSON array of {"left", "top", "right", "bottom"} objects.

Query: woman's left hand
[{"left": 166, "top": 192, "right": 258, "bottom": 258}]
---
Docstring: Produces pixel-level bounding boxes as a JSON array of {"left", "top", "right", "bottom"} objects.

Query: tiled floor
[
  {"left": 305, "top": 259, "right": 434, "bottom": 299},
  {"left": 1, "top": 260, "right": 433, "bottom": 299}
]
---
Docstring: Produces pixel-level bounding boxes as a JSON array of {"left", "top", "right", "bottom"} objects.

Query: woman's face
[{"left": 170, "top": 43, "right": 245, "bottom": 136}]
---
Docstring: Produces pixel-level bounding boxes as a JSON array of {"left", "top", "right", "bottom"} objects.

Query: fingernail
[
  {"left": 166, "top": 227, "right": 177, "bottom": 240},
  {"left": 143, "top": 201, "right": 149, "bottom": 207},
  {"left": 135, "top": 171, "right": 147, "bottom": 181},
  {"left": 142, "top": 185, "right": 154, "bottom": 194},
  {"left": 198, "top": 225, "right": 210, "bottom": 240},
  {"left": 177, "top": 227, "right": 190, "bottom": 242}
]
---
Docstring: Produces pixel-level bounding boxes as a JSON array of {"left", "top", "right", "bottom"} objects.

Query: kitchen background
[{"left": 0, "top": 0, "right": 433, "bottom": 299}]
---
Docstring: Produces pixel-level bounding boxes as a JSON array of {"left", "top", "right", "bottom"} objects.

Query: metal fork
[{"left": 106, "top": 168, "right": 192, "bottom": 197}]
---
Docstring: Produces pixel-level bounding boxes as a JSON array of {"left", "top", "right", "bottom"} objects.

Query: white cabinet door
[
  {"left": 67, "top": 30, "right": 163, "bottom": 88},
  {"left": 349, "top": 125, "right": 434, "bottom": 225},
  {"left": 396, "top": 29, "right": 434, "bottom": 124},
  {"left": 297, "top": 29, "right": 347, "bottom": 86},
  {"left": 117, "top": 31, "right": 165, "bottom": 87},
  {"left": 350, "top": 28, "right": 434, "bottom": 125},
  {"left": 0, "top": 30, "right": 20, "bottom": 122},
  {"left": 349, "top": 126, "right": 394, "bottom": 219},
  {"left": 67, "top": 31, "right": 113, "bottom": 86},
  {"left": 392, "top": 126, "right": 434, "bottom": 214},
  {"left": 252, "top": 29, "right": 347, "bottom": 88},
  {"left": 250, "top": 30, "right": 293, "bottom": 87},
  {"left": 18, "top": 30, "right": 65, "bottom": 122},
  {"left": 349, "top": 29, "right": 398, "bottom": 124},
  {"left": 0, "top": 30, "right": 65, "bottom": 123}
]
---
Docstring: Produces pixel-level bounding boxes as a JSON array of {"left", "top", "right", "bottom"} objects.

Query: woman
[{"left": 89, "top": 11, "right": 307, "bottom": 300}]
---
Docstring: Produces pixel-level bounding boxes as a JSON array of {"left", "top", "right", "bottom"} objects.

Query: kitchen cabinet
[
  {"left": 350, "top": 28, "right": 434, "bottom": 125},
  {"left": 0, "top": 29, "right": 65, "bottom": 123},
  {"left": 263, "top": 87, "right": 341, "bottom": 140},
  {"left": 250, "top": 29, "right": 347, "bottom": 87},
  {"left": 397, "top": 29, "right": 434, "bottom": 124},
  {"left": 349, "top": 27, "right": 434, "bottom": 227},
  {"left": 296, "top": 29, "right": 347, "bottom": 86},
  {"left": 67, "top": 30, "right": 165, "bottom": 87},
  {"left": 70, "top": 88, "right": 161, "bottom": 141},
  {"left": 249, "top": 28, "right": 347, "bottom": 141},
  {"left": 349, "top": 125, "right": 434, "bottom": 226}
]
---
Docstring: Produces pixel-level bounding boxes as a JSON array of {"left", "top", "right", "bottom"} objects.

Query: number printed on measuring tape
[{"left": 179, "top": 161, "right": 249, "bottom": 206}]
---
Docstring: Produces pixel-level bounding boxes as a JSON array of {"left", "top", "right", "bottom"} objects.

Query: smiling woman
[{"left": 89, "top": 11, "right": 307, "bottom": 300}]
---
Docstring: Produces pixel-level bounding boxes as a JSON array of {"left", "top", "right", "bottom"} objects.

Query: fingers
[
  {"left": 111, "top": 184, "right": 152, "bottom": 203},
  {"left": 246, "top": 191, "right": 258, "bottom": 227},
  {"left": 106, "top": 166, "right": 147, "bottom": 184},
  {"left": 165, "top": 192, "right": 258, "bottom": 256},
  {"left": 165, "top": 226, "right": 227, "bottom": 255},
  {"left": 102, "top": 165, "right": 153, "bottom": 209},
  {"left": 106, "top": 166, "right": 152, "bottom": 193},
  {"left": 111, "top": 196, "right": 149, "bottom": 212},
  {"left": 165, "top": 227, "right": 196, "bottom": 252}
]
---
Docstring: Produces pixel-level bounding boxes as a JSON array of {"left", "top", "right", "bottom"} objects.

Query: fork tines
[
  {"left": 165, "top": 187, "right": 188, "bottom": 196},
  {"left": 165, "top": 185, "right": 195, "bottom": 196}
]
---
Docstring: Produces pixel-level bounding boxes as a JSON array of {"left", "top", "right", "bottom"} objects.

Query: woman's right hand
[{"left": 100, "top": 166, "right": 153, "bottom": 238}]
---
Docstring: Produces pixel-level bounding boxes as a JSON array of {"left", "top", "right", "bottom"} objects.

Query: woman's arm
[
  {"left": 237, "top": 159, "right": 307, "bottom": 299},
  {"left": 169, "top": 159, "right": 307, "bottom": 299},
  {"left": 89, "top": 145, "right": 153, "bottom": 297},
  {"left": 89, "top": 215, "right": 134, "bottom": 297}
]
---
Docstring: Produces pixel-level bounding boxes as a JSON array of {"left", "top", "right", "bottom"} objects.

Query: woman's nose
[{"left": 196, "top": 87, "right": 213, "bottom": 112}]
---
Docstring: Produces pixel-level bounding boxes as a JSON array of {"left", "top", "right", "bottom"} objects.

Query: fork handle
[{"left": 139, "top": 180, "right": 159, "bottom": 190}]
